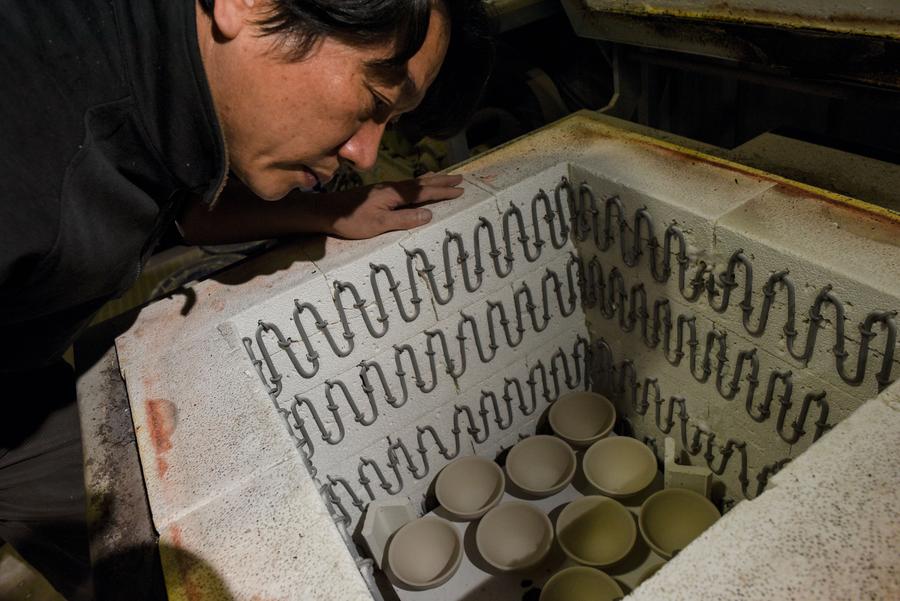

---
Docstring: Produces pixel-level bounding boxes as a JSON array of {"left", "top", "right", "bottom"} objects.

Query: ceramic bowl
[
  {"left": 435, "top": 455, "right": 505, "bottom": 520},
  {"left": 556, "top": 496, "right": 636, "bottom": 566},
  {"left": 387, "top": 517, "right": 463, "bottom": 590},
  {"left": 583, "top": 436, "right": 658, "bottom": 498},
  {"left": 639, "top": 488, "right": 719, "bottom": 559},
  {"left": 636, "top": 562, "right": 664, "bottom": 586},
  {"left": 476, "top": 502, "right": 554, "bottom": 571},
  {"left": 549, "top": 391, "right": 616, "bottom": 447},
  {"left": 540, "top": 566, "right": 625, "bottom": 601},
  {"left": 506, "top": 435, "right": 577, "bottom": 497}
]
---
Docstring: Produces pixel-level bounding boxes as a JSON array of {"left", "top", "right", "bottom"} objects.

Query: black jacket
[{"left": 0, "top": 0, "right": 226, "bottom": 373}]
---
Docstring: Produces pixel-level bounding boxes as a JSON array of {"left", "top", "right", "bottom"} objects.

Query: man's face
[{"left": 198, "top": 0, "right": 450, "bottom": 200}]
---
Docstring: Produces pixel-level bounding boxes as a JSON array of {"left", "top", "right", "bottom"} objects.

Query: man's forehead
[{"left": 364, "top": 60, "right": 418, "bottom": 97}]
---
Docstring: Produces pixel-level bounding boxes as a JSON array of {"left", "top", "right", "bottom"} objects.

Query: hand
[{"left": 321, "top": 173, "right": 464, "bottom": 239}]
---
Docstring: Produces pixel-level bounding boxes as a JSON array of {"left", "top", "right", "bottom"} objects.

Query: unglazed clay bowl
[
  {"left": 540, "top": 566, "right": 625, "bottom": 601},
  {"left": 556, "top": 496, "right": 636, "bottom": 567},
  {"left": 476, "top": 502, "right": 554, "bottom": 572},
  {"left": 435, "top": 455, "right": 505, "bottom": 520},
  {"left": 639, "top": 488, "right": 719, "bottom": 559},
  {"left": 387, "top": 517, "right": 462, "bottom": 590},
  {"left": 506, "top": 435, "right": 577, "bottom": 497},
  {"left": 583, "top": 436, "right": 658, "bottom": 498},
  {"left": 636, "top": 562, "right": 664, "bottom": 586},
  {"left": 549, "top": 391, "right": 616, "bottom": 447}
]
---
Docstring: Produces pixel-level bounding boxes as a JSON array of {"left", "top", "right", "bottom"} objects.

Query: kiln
[{"left": 75, "top": 2, "right": 900, "bottom": 599}]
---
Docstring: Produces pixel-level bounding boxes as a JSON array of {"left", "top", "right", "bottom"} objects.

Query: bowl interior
[
  {"left": 436, "top": 456, "right": 504, "bottom": 517},
  {"left": 557, "top": 497, "right": 636, "bottom": 566},
  {"left": 476, "top": 503, "right": 553, "bottom": 570},
  {"left": 507, "top": 436, "right": 576, "bottom": 493},
  {"left": 583, "top": 437, "right": 657, "bottom": 496},
  {"left": 388, "top": 518, "right": 461, "bottom": 588},
  {"left": 549, "top": 392, "right": 615, "bottom": 444},
  {"left": 640, "top": 489, "right": 719, "bottom": 558},
  {"left": 636, "top": 562, "right": 664, "bottom": 586},
  {"left": 540, "top": 566, "right": 624, "bottom": 601}
]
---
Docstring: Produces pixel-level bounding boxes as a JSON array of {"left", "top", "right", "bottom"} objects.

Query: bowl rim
[
  {"left": 475, "top": 501, "right": 555, "bottom": 572},
  {"left": 582, "top": 436, "right": 658, "bottom": 497},
  {"left": 555, "top": 495, "right": 637, "bottom": 567},
  {"left": 387, "top": 516, "right": 463, "bottom": 590},
  {"left": 548, "top": 391, "right": 617, "bottom": 445},
  {"left": 435, "top": 455, "right": 506, "bottom": 520},
  {"left": 505, "top": 435, "right": 577, "bottom": 496},
  {"left": 638, "top": 487, "right": 720, "bottom": 559},
  {"left": 540, "top": 566, "right": 624, "bottom": 601}
]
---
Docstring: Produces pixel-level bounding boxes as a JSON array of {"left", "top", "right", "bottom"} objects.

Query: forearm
[{"left": 178, "top": 177, "right": 335, "bottom": 245}]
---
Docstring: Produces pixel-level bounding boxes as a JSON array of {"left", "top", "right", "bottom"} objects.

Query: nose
[{"left": 338, "top": 120, "right": 386, "bottom": 172}]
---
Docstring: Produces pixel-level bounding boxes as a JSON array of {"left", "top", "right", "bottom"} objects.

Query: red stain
[
  {"left": 169, "top": 523, "right": 183, "bottom": 546},
  {"left": 183, "top": 571, "right": 203, "bottom": 601},
  {"left": 166, "top": 525, "right": 203, "bottom": 601},
  {"left": 142, "top": 374, "right": 158, "bottom": 393},
  {"left": 210, "top": 298, "right": 226, "bottom": 313},
  {"left": 145, "top": 398, "right": 177, "bottom": 479},
  {"left": 156, "top": 457, "right": 170, "bottom": 479}
]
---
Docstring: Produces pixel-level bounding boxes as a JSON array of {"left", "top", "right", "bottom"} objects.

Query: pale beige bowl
[
  {"left": 387, "top": 517, "right": 462, "bottom": 590},
  {"left": 583, "top": 436, "right": 658, "bottom": 498},
  {"left": 639, "top": 488, "right": 720, "bottom": 559},
  {"left": 540, "top": 566, "right": 624, "bottom": 601},
  {"left": 435, "top": 455, "right": 505, "bottom": 520},
  {"left": 556, "top": 496, "right": 636, "bottom": 566},
  {"left": 476, "top": 502, "right": 554, "bottom": 571},
  {"left": 506, "top": 435, "right": 577, "bottom": 496},
  {"left": 636, "top": 562, "right": 664, "bottom": 586},
  {"left": 549, "top": 391, "right": 616, "bottom": 447}
]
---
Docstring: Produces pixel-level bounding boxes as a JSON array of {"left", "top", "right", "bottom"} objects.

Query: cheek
[
  {"left": 229, "top": 51, "right": 369, "bottom": 163},
  {"left": 294, "top": 74, "right": 368, "bottom": 148}
]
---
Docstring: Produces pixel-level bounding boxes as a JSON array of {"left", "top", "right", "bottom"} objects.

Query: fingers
[
  {"left": 381, "top": 207, "right": 434, "bottom": 232},
  {"left": 391, "top": 177, "right": 464, "bottom": 207},
  {"left": 415, "top": 173, "right": 463, "bottom": 188},
  {"left": 413, "top": 184, "right": 465, "bottom": 204}
]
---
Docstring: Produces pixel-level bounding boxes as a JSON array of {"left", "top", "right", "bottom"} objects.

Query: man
[{"left": 0, "top": 0, "right": 492, "bottom": 598}]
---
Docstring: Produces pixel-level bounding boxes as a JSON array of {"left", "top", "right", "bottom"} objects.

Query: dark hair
[{"left": 199, "top": 0, "right": 494, "bottom": 138}]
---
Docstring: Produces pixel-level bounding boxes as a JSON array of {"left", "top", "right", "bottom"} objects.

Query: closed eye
[{"left": 369, "top": 90, "right": 394, "bottom": 123}]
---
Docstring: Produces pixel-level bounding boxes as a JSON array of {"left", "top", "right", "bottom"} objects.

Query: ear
[{"left": 209, "top": 0, "right": 256, "bottom": 41}]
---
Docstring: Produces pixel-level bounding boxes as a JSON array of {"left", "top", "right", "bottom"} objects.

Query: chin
[
  {"left": 243, "top": 174, "right": 292, "bottom": 201},
  {"left": 257, "top": 187, "right": 292, "bottom": 201}
]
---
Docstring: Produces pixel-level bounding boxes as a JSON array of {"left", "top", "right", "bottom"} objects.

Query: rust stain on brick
[
  {"left": 168, "top": 524, "right": 184, "bottom": 552},
  {"left": 565, "top": 120, "right": 614, "bottom": 145},
  {"left": 142, "top": 374, "right": 158, "bottom": 392},
  {"left": 146, "top": 398, "right": 177, "bottom": 479},
  {"left": 634, "top": 138, "right": 900, "bottom": 231},
  {"left": 155, "top": 456, "right": 170, "bottom": 480},
  {"left": 167, "top": 525, "right": 205, "bottom": 601}
]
